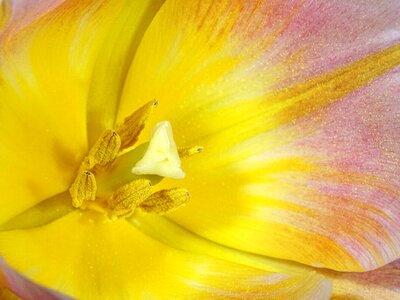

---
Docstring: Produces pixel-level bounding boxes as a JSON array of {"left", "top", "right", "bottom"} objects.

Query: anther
[
  {"left": 178, "top": 146, "right": 204, "bottom": 158},
  {"left": 139, "top": 188, "right": 190, "bottom": 215},
  {"left": 83, "top": 129, "right": 121, "bottom": 170},
  {"left": 107, "top": 179, "right": 152, "bottom": 219},
  {"left": 116, "top": 99, "right": 158, "bottom": 152},
  {"left": 69, "top": 171, "right": 97, "bottom": 208}
]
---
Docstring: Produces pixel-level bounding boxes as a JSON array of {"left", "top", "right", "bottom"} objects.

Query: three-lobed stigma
[{"left": 69, "top": 100, "right": 201, "bottom": 219}]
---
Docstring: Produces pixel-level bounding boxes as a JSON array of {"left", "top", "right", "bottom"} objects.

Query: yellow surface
[{"left": 0, "top": 211, "right": 332, "bottom": 299}]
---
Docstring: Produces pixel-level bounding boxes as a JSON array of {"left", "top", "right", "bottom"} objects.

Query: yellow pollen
[
  {"left": 69, "top": 171, "right": 97, "bottom": 208},
  {"left": 116, "top": 99, "right": 158, "bottom": 152},
  {"left": 83, "top": 129, "right": 121, "bottom": 170},
  {"left": 139, "top": 188, "right": 190, "bottom": 215},
  {"left": 107, "top": 179, "right": 152, "bottom": 219},
  {"left": 178, "top": 146, "right": 204, "bottom": 158}
]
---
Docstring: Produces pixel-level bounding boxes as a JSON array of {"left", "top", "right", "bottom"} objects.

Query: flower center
[{"left": 68, "top": 100, "right": 202, "bottom": 220}]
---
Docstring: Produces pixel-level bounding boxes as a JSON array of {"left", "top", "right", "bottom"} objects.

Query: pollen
[
  {"left": 178, "top": 146, "right": 204, "bottom": 158},
  {"left": 107, "top": 179, "right": 152, "bottom": 219},
  {"left": 83, "top": 129, "right": 121, "bottom": 170},
  {"left": 69, "top": 171, "right": 97, "bottom": 208},
  {"left": 140, "top": 188, "right": 190, "bottom": 215},
  {"left": 116, "top": 99, "right": 158, "bottom": 152},
  {"left": 69, "top": 129, "right": 122, "bottom": 208}
]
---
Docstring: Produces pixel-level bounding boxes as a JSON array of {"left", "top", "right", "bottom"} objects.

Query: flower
[{"left": 0, "top": 0, "right": 399, "bottom": 299}]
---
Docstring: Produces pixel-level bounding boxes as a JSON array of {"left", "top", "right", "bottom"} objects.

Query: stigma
[
  {"left": 68, "top": 101, "right": 201, "bottom": 219},
  {"left": 132, "top": 121, "right": 185, "bottom": 179}
]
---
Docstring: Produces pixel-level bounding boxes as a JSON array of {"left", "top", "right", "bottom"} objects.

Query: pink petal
[
  {"left": 0, "top": 257, "right": 70, "bottom": 300},
  {"left": 288, "top": 67, "right": 400, "bottom": 270},
  {"left": 327, "top": 258, "right": 400, "bottom": 299},
  {"left": 1, "top": 0, "right": 65, "bottom": 39},
  {"left": 261, "top": 1, "right": 400, "bottom": 86}
]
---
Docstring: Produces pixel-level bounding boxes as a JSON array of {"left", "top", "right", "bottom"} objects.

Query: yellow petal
[
  {"left": 85, "top": 0, "right": 165, "bottom": 145},
  {"left": 0, "top": 0, "right": 164, "bottom": 224},
  {"left": 0, "top": 211, "right": 332, "bottom": 299}
]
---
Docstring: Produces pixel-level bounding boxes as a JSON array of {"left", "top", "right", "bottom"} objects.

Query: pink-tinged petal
[
  {"left": 117, "top": 0, "right": 400, "bottom": 272},
  {"left": 0, "top": 0, "right": 65, "bottom": 39},
  {"left": 170, "top": 66, "right": 400, "bottom": 273},
  {"left": 278, "top": 17, "right": 400, "bottom": 270},
  {"left": 268, "top": 1, "right": 400, "bottom": 85},
  {"left": 326, "top": 259, "right": 400, "bottom": 299},
  {"left": 119, "top": 0, "right": 400, "bottom": 120},
  {"left": 0, "top": 257, "right": 70, "bottom": 300},
  {"left": 280, "top": 68, "right": 400, "bottom": 270}
]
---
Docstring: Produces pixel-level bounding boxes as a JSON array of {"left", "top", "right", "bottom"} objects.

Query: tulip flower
[{"left": 0, "top": 0, "right": 399, "bottom": 299}]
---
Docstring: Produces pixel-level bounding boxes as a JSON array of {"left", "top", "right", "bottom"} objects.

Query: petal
[
  {"left": 327, "top": 259, "right": 400, "bottom": 299},
  {"left": 171, "top": 67, "right": 400, "bottom": 273},
  {"left": 0, "top": 0, "right": 11, "bottom": 34},
  {"left": 0, "top": 0, "right": 164, "bottom": 224},
  {"left": 0, "top": 211, "right": 332, "bottom": 299},
  {"left": 0, "top": 0, "right": 64, "bottom": 37},
  {"left": 116, "top": 0, "right": 400, "bottom": 272},
  {"left": 0, "top": 0, "right": 86, "bottom": 225},
  {"left": 0, "top": 286, "right": 20, "bottom": 300},
  {"left": 84, "top": 0, "right": 165, "bottom": 145},
  {"left": 0, "top": 257, "right": 70, "bottom": 300}
]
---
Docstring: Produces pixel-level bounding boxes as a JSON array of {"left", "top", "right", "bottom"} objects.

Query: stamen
[
  {"left": 116, "top": 99, "right": 158, "bottom": 152},
  {"left": 139, "top": 188, "right": 190, "bottom": 215},
  {"left": 69, "top": 171, "right": 97, "bottom": 208},
  {"left": 107, "top": 179, "right": 152, "bottom": 219},
  {"left": 178, "top": 146, "right": 204, "bottom": 158},
  {"left": 83, "top": 129, "right": 121, "bottom": 170}
]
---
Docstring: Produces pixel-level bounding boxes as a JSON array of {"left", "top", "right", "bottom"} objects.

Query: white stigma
[{"left": 131, "top": 121, "right": 185, "bottom": 179}]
